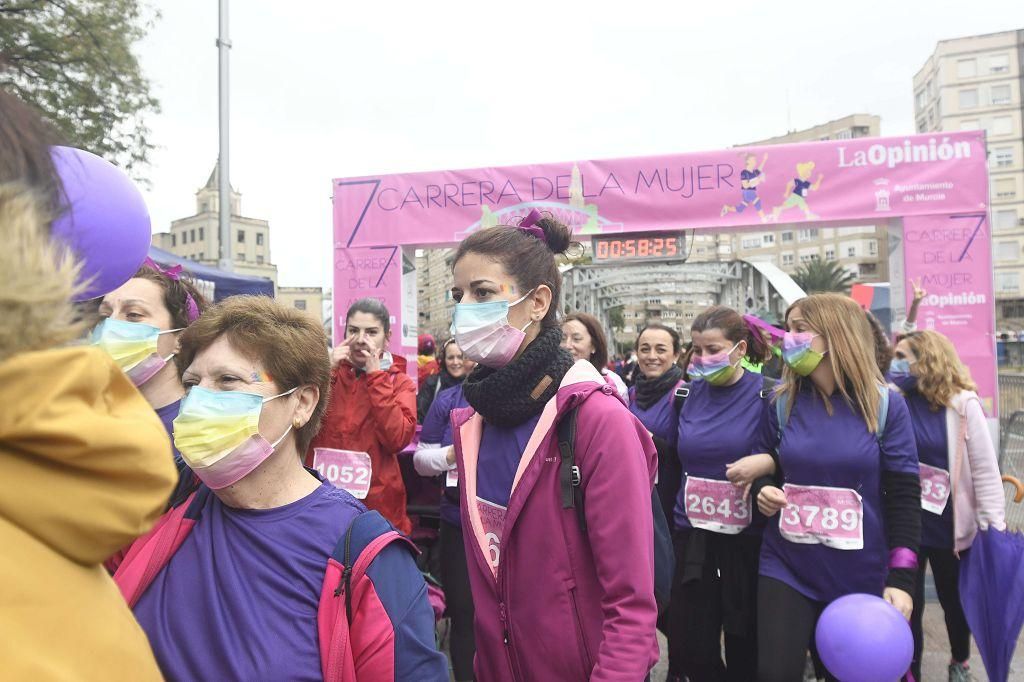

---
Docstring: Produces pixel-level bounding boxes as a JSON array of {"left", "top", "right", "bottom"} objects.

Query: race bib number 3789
[{"left": 779, "top": 483, "right": 864, "bottom": 551}]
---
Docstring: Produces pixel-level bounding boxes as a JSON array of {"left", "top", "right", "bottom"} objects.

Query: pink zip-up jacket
[
  {"left": 947, "top": 391, "right": 1006, "bottom": 552},
  {"left": 452, "top": 360, "right": 660, "bottom": 681}
]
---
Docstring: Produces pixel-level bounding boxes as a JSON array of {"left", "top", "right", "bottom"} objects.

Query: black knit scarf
[
  {"left": 462, "top": 325, "right": 575, "bottom": 427},
  {"left": 634, "top": 364, "right": 684, "bottom": 409}
]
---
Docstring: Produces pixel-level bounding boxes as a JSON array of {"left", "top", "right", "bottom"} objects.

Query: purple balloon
[
  {"left": 50, "top": 146, "right": 151, "bottom": 301},
  {"left": 815, "top": 593, "right": 913, "bottom": 682}
]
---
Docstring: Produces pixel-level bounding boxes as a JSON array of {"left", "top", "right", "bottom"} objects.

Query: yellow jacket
[{"left": 0, "top": 346, "right": 177, "bottom": 680}]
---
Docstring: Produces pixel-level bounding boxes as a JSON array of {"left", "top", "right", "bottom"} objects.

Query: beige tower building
[
  {"left": 720, "top": 114, "right": 890, "bottom": 284},
  {"left": 416, "top": 248, "right": 455, "bottom": 341},
  {"left": 152, "top": 165, "right": 323, "bottom": 324},
  {"left": 914, "top": 29, "right": 1024, "bottom": 324},
  {"left": 152, "top": 165, "right": 279, "bottom": 282}
]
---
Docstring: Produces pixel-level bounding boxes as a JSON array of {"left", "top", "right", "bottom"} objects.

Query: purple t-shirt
[
  {"left": 902, "top": 388, "right": 952, "bottom": 549},
  {"left": 629, "top": 382, "right": 682, "bottom": 446},
  {"left": 421, "top": 384, "right": 470, "bottom": 527},
  {"left": 753, "top": 384, "right": 919, "bottom": 602},
  {"left": 133, "top": 480, "right": 365, "bottom": 681},
  {"left": 674, "top": 370, "right": 768, "bottom": 532},
  {"left": 154, "top": 399, "right": 182, "bottom": 463},
  {"left": 477, "top": 414, "right": 542, "bottom": 508}
]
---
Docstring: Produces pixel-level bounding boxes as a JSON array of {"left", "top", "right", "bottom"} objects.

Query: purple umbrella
[{"left": 959, "top": 526, "right": 1024, "bottom": 682}]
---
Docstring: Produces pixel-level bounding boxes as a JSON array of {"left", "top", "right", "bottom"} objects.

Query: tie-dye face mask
[
  {"left": 782, "top": 331, "right": 826, "bottom": 377},
  {"left": 91, "top": 318, "right": 182, "bottom": 386},
  {"left": 173, "top": 386, "right": 296, "bottom": 489},
  {"left": 689, "top": 342, "right": 741, "bottom": 386}
]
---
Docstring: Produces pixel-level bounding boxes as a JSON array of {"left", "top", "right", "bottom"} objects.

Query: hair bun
[{"left": 535, "top": 216, "right": 573, "bottom": 255}]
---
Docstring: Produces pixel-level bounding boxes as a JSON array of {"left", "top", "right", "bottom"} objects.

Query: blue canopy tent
[{"left": 147, "top": 246, "right": 274, "bottom": 302}]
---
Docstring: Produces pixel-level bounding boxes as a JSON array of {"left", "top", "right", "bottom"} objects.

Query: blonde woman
[
  {"left": 891, "top": 330, "right": 1005, "bottom": 682},
  {"left": 751, "top": 293, "right": 921, "bottom": 682}
]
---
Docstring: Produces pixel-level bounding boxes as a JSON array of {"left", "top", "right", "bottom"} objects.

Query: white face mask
[{"left": 450, "top": 291, "right": 533, "bottom": 368}]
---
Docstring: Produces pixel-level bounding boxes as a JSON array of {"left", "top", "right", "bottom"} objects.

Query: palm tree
[{"left": 792, "top": 259, "right": 857, "bottom": 294}]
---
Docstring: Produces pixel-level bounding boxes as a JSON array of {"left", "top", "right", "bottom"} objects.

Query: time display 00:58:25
[{"left": 594, "top": 237, "right": 680, "bottom": 260}]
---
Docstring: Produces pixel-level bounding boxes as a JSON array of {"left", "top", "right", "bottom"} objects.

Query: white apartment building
[{"left": 914, "top": 29, "right": 1024, "bottom": 324}]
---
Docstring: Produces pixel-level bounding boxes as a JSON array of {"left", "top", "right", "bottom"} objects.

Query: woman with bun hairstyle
[
  {"left": 449, "top": 210, "right": 659, "bottom": 680},
  {"left": 751, "top": 293, "right": 921, "bottom": 682},
  {"left": 562, "top": 312, "right": 628, "bottom": 401},
  {"left": 891, "top": 330, "right": 1005, "bottom": 682},
  {"left": 666, "top": 306, "right": 774, "bottom": 682},
  {"left": 629, "top": 323, "right": 685, "bottom": 530}
]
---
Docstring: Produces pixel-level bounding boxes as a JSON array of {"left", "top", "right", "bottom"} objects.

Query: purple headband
[
  {"left": 143, "top": 257, "right": 201, "bottom": 323},
  {"left": 517, "top": 208, "right": 546, "bottom": 242}
]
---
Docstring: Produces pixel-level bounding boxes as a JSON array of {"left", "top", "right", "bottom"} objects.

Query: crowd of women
[{"left": 1, "top": 89, "right": 1009, "bottom": 682}]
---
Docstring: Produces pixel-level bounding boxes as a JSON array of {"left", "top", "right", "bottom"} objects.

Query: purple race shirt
[
  {"left": 629, "top": 383, "right": 681, "bottom": 446},
  {"left": 477, "top": 414, "right": 542, "bottom": 508},
  {"left": 133, "top": 481, "right": 365, "bottom": 681},
  {"left": 902, "top": 389, "right": 953, "bottom": 549},
  {"left": 753, "top": 384, "right": 919, "bottom": 603},
  {"left": 675, "top": 370, "right": 768, "bottom": 532},
  {"left": 154, "top": 399, "right": 182, "bottom": 462},
  {"left": 421, "top": 384, "right": 470, "bottom": 527}
]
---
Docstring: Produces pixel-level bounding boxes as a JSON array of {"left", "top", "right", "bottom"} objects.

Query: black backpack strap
[
  {"left": 329, "top": 510, "right": 399, "bottom": 624},
  {"left": 759, "top": 374, "right": 778, "bottom": 400},
  {"left": 673, "top": 383, "right": 690, "bottom": 413},
  {"left": 557, "top": 406, "right": 586, "bottom": 532}
]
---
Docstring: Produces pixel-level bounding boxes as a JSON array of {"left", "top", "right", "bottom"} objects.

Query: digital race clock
[{"left": 591, "top": 233, "right": 686, "bottom": 262}]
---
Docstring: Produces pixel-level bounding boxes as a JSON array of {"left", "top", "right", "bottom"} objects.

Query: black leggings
[
  {"left": 667, "top": 529, "right": 759, "bottom": 682},
  {"left": 440, "top": 520, "right": 476, "bottom": 681},
  {"left": 910, "top": 546, "right": 971, "bottom": 680},
  {"left": 757, "top": 577, "right": 838, "bottom": 682}
]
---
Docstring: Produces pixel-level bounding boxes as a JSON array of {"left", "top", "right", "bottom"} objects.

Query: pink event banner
[
  {"left": 333, "top": 132, "right": 989, "bottom": 247},
  {"left": 902, "top": 214, "right": 997, "bottom": 415}
]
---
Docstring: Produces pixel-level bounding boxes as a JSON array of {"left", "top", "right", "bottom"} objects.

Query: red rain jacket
[{"left": 309, "top": 355, "right": 417, "bottom": 535}]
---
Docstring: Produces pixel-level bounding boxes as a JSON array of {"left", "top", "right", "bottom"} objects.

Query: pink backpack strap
[
  {"left": 113, "top": 489, "right": 207, "bottom": 607},
  {"left": 318, "top": 511, "right": 417, "bottom": 682}
]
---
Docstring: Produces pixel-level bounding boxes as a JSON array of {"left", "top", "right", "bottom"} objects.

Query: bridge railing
[{"left": 998, "top": 374, "right": 1024, "bottom": 530}]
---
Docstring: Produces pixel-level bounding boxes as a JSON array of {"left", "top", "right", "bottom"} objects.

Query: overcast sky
[{"left": 135, "top": 0, "right": 1023, "bottom": 289}]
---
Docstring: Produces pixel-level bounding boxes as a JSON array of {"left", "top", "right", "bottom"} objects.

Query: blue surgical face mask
[
  {"left": 889, "top": 358, "right": 912, "bottom": 376},
  {"left": 450, "top": 290, "right": 534, "bottom": 368},
  {"left": 450, "top": 291, "right": 533, "bottom": 333}
]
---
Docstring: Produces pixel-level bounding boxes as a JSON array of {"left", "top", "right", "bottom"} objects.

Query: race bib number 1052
[{"left": 312, "top": 448, "right": 372, "bottom": 499}]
